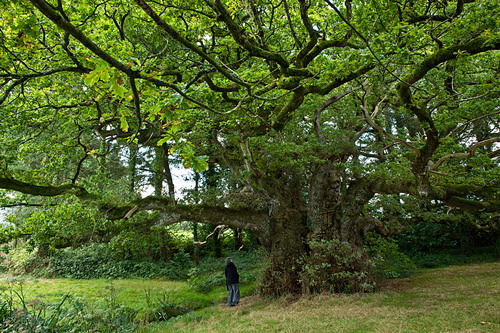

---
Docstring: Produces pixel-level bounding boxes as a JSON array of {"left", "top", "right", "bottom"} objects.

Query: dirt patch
[{"left": 377, "top": 277, "right": 411, "bottom": 292}]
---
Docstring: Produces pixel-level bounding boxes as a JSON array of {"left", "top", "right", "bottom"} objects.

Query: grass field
[
  {"left": 2, "top": 261, "right": 499, "bottom": 332},
  {"left": 158, "top": 261, "right": 500, "bottom": 332},
  {"left": 0, "top": 276, "right": 223, "bottom": 311}
]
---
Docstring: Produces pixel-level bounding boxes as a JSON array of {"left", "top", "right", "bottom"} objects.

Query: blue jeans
[{"left": 227, "top": 283, "right": 240, "bottom": 306}]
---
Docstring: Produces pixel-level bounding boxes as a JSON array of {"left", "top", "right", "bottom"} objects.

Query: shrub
[
  {"left": 108, "top": 228, "right": 188, "bottom": 261},
  {"left": 298, "top": 238, "right": 375, "bottom": 294},
  {"left": 2, "top": 246, "right": 36, "bottom": 273},
  {"left": 0, "top": 243, "right": 48, "bottom": 275},
  {"left": 44, "top": 245, "right": 192, "bottom": 280}
]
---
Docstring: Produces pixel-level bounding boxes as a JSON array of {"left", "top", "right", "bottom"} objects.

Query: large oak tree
[{"left": 1, "top": 0, "right": 500, "bottom": 294}]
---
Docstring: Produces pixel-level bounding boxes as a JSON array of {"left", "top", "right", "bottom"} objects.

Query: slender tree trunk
[
  {"left": 153, "top": 146, "right": 163, "bottom": 196},
  {"left": 193, "top": 172, "right": 200, "bottom": 265},
  {"left": 162, "top": 143, "right": 175, "bottom": 201},
  {"left": 214, "top": 234, "right": 222, "bottom": 258},
  {"left": 193, "top": 222, "right": 200, "bottom": 265},
  {"left": 233, "top": 228, "right": 242, "bottom": 250},
  {"left": 128, "top": 144, "right": 138, "bottom": 197}
]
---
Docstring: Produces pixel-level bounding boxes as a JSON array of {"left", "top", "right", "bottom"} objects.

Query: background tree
[{"left": 1, "top": 0, "right": 500, "bottom": 295}]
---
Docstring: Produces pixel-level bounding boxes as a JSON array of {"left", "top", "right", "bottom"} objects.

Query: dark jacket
[{"left": 225, "top": 262, "right": 239, "bottom": 285}]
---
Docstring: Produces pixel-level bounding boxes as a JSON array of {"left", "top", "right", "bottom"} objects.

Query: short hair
[{"left": 225, "top": 257, "right": 232, "bottom": 265}]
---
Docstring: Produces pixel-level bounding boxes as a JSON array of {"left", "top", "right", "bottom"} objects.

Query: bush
[
  {"left": 0, "top": 242, "right": 49, "bottom": 275},
  {"left": 47, "top": 245, "right": 192, "bottom": 280},
  {"left": 108, "top": 228, "right": 189, "bottom": 261},
  {"left": 1, "top": 241, "right": 195, "bottom": 280},
  {"left": 364, "top": 232, "right": 417, "bottom": 278},
  {"left": 2, "top": 245, "right": 37, "bottom": 273},
  {"left": 298, "top": 238, "right": 375, "bottom": 294}
]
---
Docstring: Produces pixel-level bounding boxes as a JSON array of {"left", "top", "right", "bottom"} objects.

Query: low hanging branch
[
  {"left": 124, "top": 205, "right": 139, "bottom": 220},
  {"left": 0, "top": 177, "right": 97, "bottom": 200},
  {"left": 193, "top": 224, "right": 228, "bottom": 245}
]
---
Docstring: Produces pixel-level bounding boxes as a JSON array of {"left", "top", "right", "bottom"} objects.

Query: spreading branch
[{"left": 430, "top": 137, "right": 500, "bottom": 171}]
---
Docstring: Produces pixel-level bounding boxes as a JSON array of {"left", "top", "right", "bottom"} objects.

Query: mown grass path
[{"left": 158, "top": 261, "right": 500, "bottom": 332}]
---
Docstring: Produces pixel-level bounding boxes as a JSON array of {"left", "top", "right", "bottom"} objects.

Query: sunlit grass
[{"left": 0, "top": 276, "right": 231, "bottom": 314}]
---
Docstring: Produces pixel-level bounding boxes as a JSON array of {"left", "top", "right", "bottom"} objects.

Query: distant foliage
[
  {"left": 108, "top": 227, "right": 190, "bottom": 261},
  {"left": 398, "top": 222, "right": 460, "bottom": 253},
  {"left": 187, "top": 250, "right": 264, "bottom": 293},
  {"left": 1, "top": 243, "right": 192, "bottom": 280},
  {"left": 364, "top": 232, "right": 417, "bottom": 278},
  {"left": 398, "top": 219, "right": 498, "bottom": 255},
  {"left": 48, "top": 245, "right": 191, "bottom": 280}
]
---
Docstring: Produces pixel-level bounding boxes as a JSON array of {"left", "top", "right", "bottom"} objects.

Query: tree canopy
[{"left": 1, "top": 0, "right": 500, "bottom": 295}]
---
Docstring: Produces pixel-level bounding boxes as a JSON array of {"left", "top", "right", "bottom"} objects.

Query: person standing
[{"left": 225, "top": 257, "right": 240, "bottom": 307}]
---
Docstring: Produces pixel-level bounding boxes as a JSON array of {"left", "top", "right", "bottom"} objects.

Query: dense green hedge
[{"left": 48, "top": 245, "right": 192, "bottom": 279}]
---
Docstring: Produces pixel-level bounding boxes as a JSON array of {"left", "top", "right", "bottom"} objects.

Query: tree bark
[{"left": 258, "top": 206, "right": 309, "bottom": 296}]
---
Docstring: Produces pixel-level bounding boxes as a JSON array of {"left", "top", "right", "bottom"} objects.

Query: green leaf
[{"left": 120, "top": 115, "right": 129, "bottom": 132}]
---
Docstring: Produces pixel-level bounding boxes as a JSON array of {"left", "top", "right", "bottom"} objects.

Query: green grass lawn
[
  {"left": 0, "top": 274, "right": 256, "bottom": 325},
  {"left": 0, "top": 277, "right": 216, "bottom": 310},
  {"left": 2, "top": 261, "right": 499, "bottom": 332}
]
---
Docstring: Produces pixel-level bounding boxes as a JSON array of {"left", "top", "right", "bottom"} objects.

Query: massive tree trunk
[
  {"left": 255, "top": 160, "right": 378, "bottom": 295},
  {"left": 309, "top": 161, "right": 377, "bottom": 244},
  {"left": 257, "top": 205, "right": 309, "bottom": 296}
]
